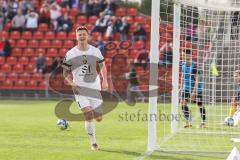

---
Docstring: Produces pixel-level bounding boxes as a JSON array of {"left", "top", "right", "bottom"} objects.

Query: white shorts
[{"left": 75, "top": 91, "right": 103, "bottom": 112}]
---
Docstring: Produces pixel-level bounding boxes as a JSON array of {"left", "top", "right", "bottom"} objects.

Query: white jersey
[{"left": 62, "top": 45, "right": 104, "bottom": 90}]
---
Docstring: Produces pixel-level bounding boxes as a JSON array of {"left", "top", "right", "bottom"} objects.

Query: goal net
[{"left": 150, "top": 0, "right": 240, "bottom": 154}]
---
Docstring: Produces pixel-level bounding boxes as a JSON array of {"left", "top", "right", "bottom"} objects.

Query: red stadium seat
[
  {"left": 38, "top": 23, "right": 48, "bottom": 32},
  {"left": 0, "top": 31, "right": 9, "bottom": 38},
  {"left": 29, "top": 57, "right": 37, "bottom": 65},
  {"left": 56, "top": 32, "right": 67, "bottom": 40},
  {"left": 133, "top": 41, "right": 145, "bottom": 49},
  {"left": 4, "top": 22, "right": 11, "bottom": 31},
  {"left": 46, "top": 57, "right": 53, "bottom": 65},
  {"left": 39, "top": 40, "right": 50, "bottom": 48},
  {"left": 47, "top": 48, "right": 58, "bottom": 57},
  {"left": 86, "top": 24, "right": 93, "bottom": 31},
  {"left": 144, "top": 24, "right": 151, "bottom": 33},
  {"left": 45, "top": 31, "right": 55, "bottom": 40},
  {"left": 59, "top": 48, "right": 68, "bottom": 57},
  {"left": 118, "top": 49, "right": 129, "bottom": 55},
  {"left": 134, "top": 16, "right": 145, "bottom": 24},
  {"left": 63, "top": 40, "right": 74, "bottom": 49},
  {"left": 167, "top": 23, "right": 173, "bottom": 33},
  {"left": 25, "top": 63, "right": 35, "bottom": 73},
  {"left": 76, "top": 15, "right": 87, "bottom": 24},
  {"left": 0, "top": 57, "right": 5, "bottom": 65},
  {"left": 129, "top": 49, "right": 139, "bottom": 59},
  {"left": 26, "top": 79, "right": 38, "bottom": 90},
  {"left": 16, "top": 39, "right": 27, "bottom": 48},
  {"left": 8, "top": 39, "right": 15, "bottom": 46},
  {"left": 61, "top": 7, "right": 69, "bottom": 15},
  {"left": 12, "top": 48, "right": 22, "bottom": 56},
  {"left": 36, "top": 48, "right": 46, "bottom": 55},
  {"left": 6, "top": 57, "right": 17, "bottom": 65},
  {"left": 127, "top": 8, "right": 137, "bottom": 16},
  {"left": 0, "top": 72, "right": 6, "bottom": 81},
  {"left": 23, "top": 48, "right": 35, "bottom": 56},
  {"left": 88, "top": 16, "right": 98, "bottom": 24},
  {"left": 68, "top": 32, "right": 76, "bottom": 40},
  {"left": 38, "top": 80, "right": 46, "bottom": 90},
  {"left": 10, "top": 31, "right": 21, "bottom": 40},
  {"left": 1, "top": 64, "right": 12, "bottom": 73},
  {"left": 33, "top": 31, "right": 44, "bottom": 40},
  {"left": 22, "top": 31, "right": 32, "bottom": 40},
  {"left": 146, "top": 16, "right": 151, "bottom": 25},
  {"left": 115, "top": 8, "right": 126, "bottom": 17},
  {"left": 18, "top": 57, "right": 29, "bottom": 65},
  {"left": 69, "top": 8, "right": 79, "bottom": 17},
  {"left": 13, "top": 64, "right": 24, "bottom": 73},
  {"left": 28, "top": 40, "right": 39, "bottom": 48},
  {"left": 126, "top": 16, "right": 134, "bottom": 24},
  {"left": 19, "top": 73, "right": 30, "bottom": 81},
  {"left": 32, "top": 73, "right": 43, "bottom": 82},
  {"left": 2, "top": 79, "right": 13, "bottom": 89},
  {"left": 8, "top": 72, "right": 18, "bottom": 81},
  {"left": 14, "top": 79, "right": 25, "bottom": 90},
  {"left": 51, "top": 40, "right": 62, "bottom": 48}
]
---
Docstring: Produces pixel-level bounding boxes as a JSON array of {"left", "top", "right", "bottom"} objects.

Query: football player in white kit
[{"left": 62, "top": 26, "right": 108, "bottom": 150}]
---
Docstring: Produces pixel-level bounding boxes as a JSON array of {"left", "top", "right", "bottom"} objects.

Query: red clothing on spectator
[{"left": 0, "top": 42, "right": 5, "bottom": 52}]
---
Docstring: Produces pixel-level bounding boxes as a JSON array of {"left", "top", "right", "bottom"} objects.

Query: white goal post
[{"left": 147, "top": 0, "right": 240, "bottom": 155}]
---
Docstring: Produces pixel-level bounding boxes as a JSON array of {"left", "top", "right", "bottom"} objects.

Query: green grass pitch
[{"left": 0, "top": 100, "right": 237, "bottom": 160}]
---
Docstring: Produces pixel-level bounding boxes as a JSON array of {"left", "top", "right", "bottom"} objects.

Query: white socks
[{"left": 85, "top": 121, "right": 96, "bottom": 145}]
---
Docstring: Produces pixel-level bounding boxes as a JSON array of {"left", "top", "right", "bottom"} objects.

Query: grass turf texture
[{"left": 0, "top": 100, "right": 237, "bottom": 160}]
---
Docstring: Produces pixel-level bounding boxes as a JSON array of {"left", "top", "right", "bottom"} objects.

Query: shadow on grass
[
  {"left": 100, "top": 148, "right": 142, "bottom": 157},
  {"left": 147, "top": 150, "right": 226, "bottom": 160}
]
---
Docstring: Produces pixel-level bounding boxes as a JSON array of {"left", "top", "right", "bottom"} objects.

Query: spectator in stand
[
  {"left": 0, "top": 36, "right": 11, "bottom": 57},
  {"left": 159, "top": 41, "right": 173, "bottom": 67},
  {"left": 50, "top": 3, "right": 62, "bottom": 31},
  {"left": 57, "top": 12, "right": 72, "bottom": 32},
  {"left": 78, "top": 0, "right": 88, "bottom": 15},
  {"left": 91, "top": 12, "right": 109, "bottom": 33},
  {"left": 119, "top": 17, "right": 129, "bottom": 41},
  {"left": 10, "top": 9, "right": 25, "bottom": 32},
  {"left": 133, "top": 23, "right": 147, "bottom": 42},
  {"left": 58, "top": 0, "right": 71, "bottom": 8},
  {"left": 46, "top": 0, "right": 55, "bottom": 5},
  {"left": 19, "top": 0, "right": 34, "bottom": 15},
  {"left": 39, "top": 3, "right": 50, "bottom": 25},
  {"left": 104, "top": 0, "right": 116, "bottom": 16},
  {"left": 95, "top": 36, "right": 105, "bottom": 55},
  {"left": 25, "top": 10, "right": 39, "bottom": 32},
  {"left": 105, "top": 16, "right": 122, "bottom": 40},
  {"left": 125, "top": 62, "right": 145, "bottom": 103},
  {"left": 92, "top": 0, "right": 102, "bottom": 16},
  {"left": 50, "top": 56, "right": 62, "bottom": 74},
  {"left": 185, "top": 23, "right": 197, "bottom": 42},
  {"left": 6, "top": 0, "right": 18, "bottom": 21},
  {"left": 86, "top": 0, "right": 94, "bottom": 16},
  {"left": 0, "top": 10, "right": 4, "bottom": 31},
  {"left": 34, "top": 52, "right": 46, "bottom": 74},
  {"left": 135, "top": 49, "right": 149, "bottom": 69}
]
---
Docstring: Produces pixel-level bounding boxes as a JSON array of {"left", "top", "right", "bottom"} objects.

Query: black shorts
[{"left": 181, "top": 91, "right": 203, "bottom": 106}]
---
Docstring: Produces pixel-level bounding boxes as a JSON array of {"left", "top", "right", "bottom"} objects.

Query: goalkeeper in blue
[{"left": 180, "top": 49, "right": 206, "bottom": 128}]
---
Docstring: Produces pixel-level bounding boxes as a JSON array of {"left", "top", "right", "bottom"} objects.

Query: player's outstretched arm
[{"left": 99, "top": 62, "right": 108, "bottom": 91}]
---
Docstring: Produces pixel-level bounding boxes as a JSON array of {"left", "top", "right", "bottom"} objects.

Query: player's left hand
[{"left": 102, "top": 80, "right": 108, "bottom": 91}]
